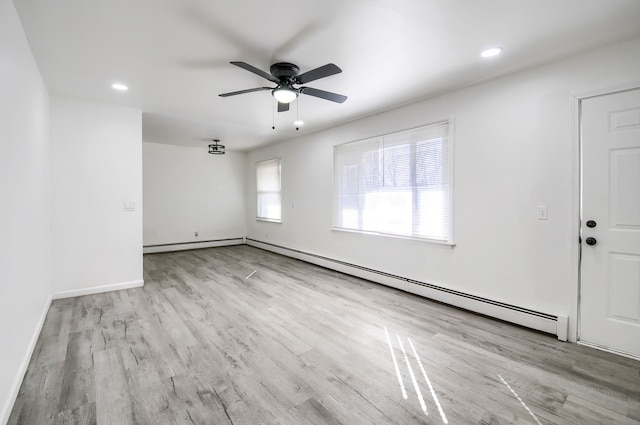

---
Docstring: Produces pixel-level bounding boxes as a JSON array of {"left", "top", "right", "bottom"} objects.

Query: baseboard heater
[
  {"left": 246, "top": 238, "right": 568, "bottom": 340},
  {"left": 143, "top": 237, "right": 244, "bottom": 254}
]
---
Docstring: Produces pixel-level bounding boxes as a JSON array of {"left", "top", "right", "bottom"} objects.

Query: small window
[
  {"left": 333, "top": 121, "right": 452, "bottom": 242},
  {"left": 256, "top": 158, "right": 281, "bottom": 222}
]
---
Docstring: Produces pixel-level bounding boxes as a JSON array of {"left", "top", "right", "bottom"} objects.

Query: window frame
[
  {"left": 332, "top": 120, "right": 454, "bottom": 245},
  {"left": 256, "top": 157, "right": 282, "bottom": 223}
]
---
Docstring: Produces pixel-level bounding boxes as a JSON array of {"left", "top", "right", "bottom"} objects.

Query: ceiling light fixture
[
  {"left": 111, "top": 83, "right": 128, "bottom": 91},
  {"left": 208, "top": 139, "right": 225, "bottom": 155},
  {"left": 481, "top": 47, "right": 503, "bottom": 58},
  {"left": 272, "top": 85, "right": 298, "bottom": 103}
]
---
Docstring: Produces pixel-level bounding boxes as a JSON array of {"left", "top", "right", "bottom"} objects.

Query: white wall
[
  {"left": 0, "top": 1, "right": 52, "bottom": 423},
  {"left": 143, "top": 142, "right": 246, "bottom": 249},
  {"left": 246, "top": 38, "right": 640, "bottom": 322},
  {"left": 50, "top": 97, "right": 143, "bottom": 297}
]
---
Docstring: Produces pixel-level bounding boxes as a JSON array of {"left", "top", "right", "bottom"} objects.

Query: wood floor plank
[
  {"left": 58, "top": 330, "right": 96, "bottom": 412},
  {"left": 8, "top": 245, "right": 640, "bottom": 424},
  {"left": 94, "top": 348, "right": 135, "bottom": 425},
  {"left": 52, "top": 402, "right": 97, "bottom": 425},
  {"left": 7, "top": 361, "right": 65, "bottom": 425}
]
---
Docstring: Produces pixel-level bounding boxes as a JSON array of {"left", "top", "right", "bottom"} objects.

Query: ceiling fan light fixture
[{"left": 272, "top": 86, "right": 298, "bottom": 103}]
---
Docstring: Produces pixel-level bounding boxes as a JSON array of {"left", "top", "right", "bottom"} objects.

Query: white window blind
[
  {"left": 333, "top": 121, "right": 452, "bottom": 242},
  {"left": 256, "top": 158, "right": 281, "bottom": 221}
]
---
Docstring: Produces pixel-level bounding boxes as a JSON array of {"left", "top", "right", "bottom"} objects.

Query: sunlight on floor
[
  {"left": 498, "top": 374, "right": 542, "bottom": 425},
  {"left": 384, "top": 326, "right": 448, "bottom": 423},
  {"left": 408, "top": 337, "right": 448, "bottom": 423},
  {"left": 384, "top": 326, "right": 407, "bottom": 400}
]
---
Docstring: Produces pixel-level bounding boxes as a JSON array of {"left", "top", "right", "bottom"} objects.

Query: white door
[{"left": 580, "top": 88, "right": 640, "bottom": 358}]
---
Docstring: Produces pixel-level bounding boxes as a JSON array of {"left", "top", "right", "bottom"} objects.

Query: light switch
[
  {"left": 537, "top": 205, "right": 548, "bottom": 220},
  {"left": 123, "top": 201, "right": 136, "bottom": 211}
]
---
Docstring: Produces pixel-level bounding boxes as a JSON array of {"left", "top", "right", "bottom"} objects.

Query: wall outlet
[
  {"left": 195, "top": 231, "right": 199, "bottom": 237},
  {"left": 537, "top": 205, "right": 548, "bottom": 220}
]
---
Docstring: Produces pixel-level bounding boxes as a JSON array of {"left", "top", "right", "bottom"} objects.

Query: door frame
[{"left": 570, "top": 81, "right": 640, "bottom": 344}]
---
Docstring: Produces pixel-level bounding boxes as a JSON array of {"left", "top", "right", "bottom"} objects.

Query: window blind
[
  {"left": 333, "top": 121, "right": 451, "bottom": 242},
  {"left": 256, "top": 158, "right": 281, "bottom": 221}
]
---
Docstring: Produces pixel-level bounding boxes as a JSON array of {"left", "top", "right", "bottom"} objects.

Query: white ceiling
[{"left": 13, "top": 0, "right": 640, "bottom": 151}]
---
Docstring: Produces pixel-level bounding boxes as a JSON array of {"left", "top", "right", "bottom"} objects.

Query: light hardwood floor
[{"left": 8, "top": 245, "right": 640, "bottom": 424}]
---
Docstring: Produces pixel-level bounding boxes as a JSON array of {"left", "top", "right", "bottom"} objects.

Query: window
[
  {"left": 333, "top": 121, "right": 452, "bottom": 242},
  {"left": 256, "top": 158, "right": 281, "bottom": 222}
]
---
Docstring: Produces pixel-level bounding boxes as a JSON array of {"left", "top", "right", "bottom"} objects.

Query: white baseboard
[
  {"left": 247, "top": 239, "right": 562, "bottom": 338},
  {"left": 1, "top": 294, "right": 52, "bottom": 425},
  {"left": 556, "top": 315, "right": 569, "bottom": 341},
  {"left": 143, "top": 238, "right": 244, "bottom": 254},
  {"left": 408, "top": 283, "right": 557, "bottom": 335},
  {"left": 52, "top": 279, "right": 144, "bottom": 300}
]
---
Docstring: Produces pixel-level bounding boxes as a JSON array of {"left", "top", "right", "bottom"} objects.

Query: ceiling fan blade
[
  {"left": 230, "top": 61, "right": 279, "bottom": 83},
  {"left": 277, "top": 102, "right": 290, "bottom": 112},
  {"left": 219, "top": 87, "right": 271, "bottom": 97},
  {"left": 295, "top": 63, "right": 342, "bottom": 84},
  {"left": 300, "top": 87, "right": 347, "bottom": 103}
]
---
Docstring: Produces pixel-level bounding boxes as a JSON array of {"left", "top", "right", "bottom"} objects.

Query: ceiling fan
[{"left": 219, "top": 61, "right": 347, "bottom": 112}]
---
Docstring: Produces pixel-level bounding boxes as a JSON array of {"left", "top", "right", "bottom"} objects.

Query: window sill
[
  {"left": 256, "top": 218, "right": 282, "bottom": 224},
  {"left": 331, "top": 227, "right": 455, "bottom": 247}
]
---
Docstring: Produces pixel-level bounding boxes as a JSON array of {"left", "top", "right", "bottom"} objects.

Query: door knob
[
  {"left": 586, "top": 220, "right": 597, "bottom": 228},
  {"left": 585, "top": 237, "right": 597, "bottom": 246}
]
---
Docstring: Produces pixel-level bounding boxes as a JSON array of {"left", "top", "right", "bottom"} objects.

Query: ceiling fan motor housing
[{"left": 270, "top": 62, "right": 300, "bottom": 80}]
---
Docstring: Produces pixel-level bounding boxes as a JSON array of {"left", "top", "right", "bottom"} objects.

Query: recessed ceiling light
[
  {"left": 481, "top": 47, "right": 503, "bottom": 58},
  {"left": 111, "top": 83, "right": 128, "bottom": 91},
  {"left": 294, "top": 120, "right": 304, "bottom": 126}
]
